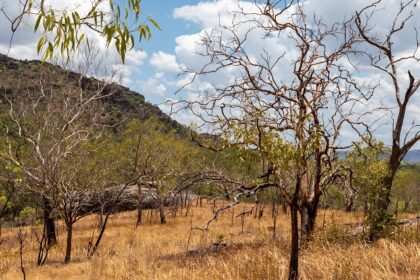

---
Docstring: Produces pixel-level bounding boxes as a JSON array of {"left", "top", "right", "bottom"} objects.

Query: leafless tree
[
  {"left": 172, "top": 1, "right": 373, "bottom": 278},
  {"left": 0, "top": 56, "right": 119, "bottom": 263},
  {"left": 355, "top": 0, "right": 420, "bottom": 240}
]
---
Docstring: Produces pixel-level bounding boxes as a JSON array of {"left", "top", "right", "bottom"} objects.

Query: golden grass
[{"left": 0, "top": 202, "right": 419, "bottom": 280}]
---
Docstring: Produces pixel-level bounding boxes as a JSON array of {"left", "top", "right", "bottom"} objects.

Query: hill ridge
[{"left": 0, "top": 53, "right": 186, "bottom": 135}]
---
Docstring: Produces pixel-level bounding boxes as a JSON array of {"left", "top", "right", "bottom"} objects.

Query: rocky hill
[{"left": 0, "top": 53, "right": 186, "bottom": 135}]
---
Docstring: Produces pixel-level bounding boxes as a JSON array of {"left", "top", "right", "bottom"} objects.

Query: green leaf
[
  {"left": 149, "top": 18, "right": 161, "bottom": 30},
  {"left": 36, "top": 36, "right": 45, "bottom": 54},
  {"left": 34, "top": 14, "right": 43, "bottom": 31},
  {"left": 77, "top": 34, "right": 85, "bottom": 45}
]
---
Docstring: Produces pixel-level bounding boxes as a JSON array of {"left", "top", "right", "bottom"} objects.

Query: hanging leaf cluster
[{"left": 28, "top": 0, "right": 160, "bottom": 62}]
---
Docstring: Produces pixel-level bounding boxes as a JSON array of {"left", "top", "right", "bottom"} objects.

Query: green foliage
[
  {"left": 27, "top": 0, "right": 160, "bottom": 62},
  {"left": 120, "top": 118, "right": 202, "bottom": 181},
  {"left": 18, "top": 206, "right": 37, "bottom": 225},
  {"left": 223, "top": 118, "right": 298, "bottom": 170},
  {"left": 321, "top": 185, "right": 347, "bottom": 209},
  {"left": 364, "top": 210, "right": 396, "bottom": 239},
  {"left": 0, "top": 195, "right": 13, "bottom": 211},
  {"left": 347, "top": 140, "right": 388, "bottom": 205},
  {"left": 346, "top": 140, "right": 396, "bottom": 238},
  {"left": 392, "top": 166, "right": 420, "bottom": 212}
]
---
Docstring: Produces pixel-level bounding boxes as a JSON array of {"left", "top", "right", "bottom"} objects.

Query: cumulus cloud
[
  {"left": 150, "top": 51, "right": 181, "bottom": 72},
  {"left": 138, "top": 73, "right": 168, "bottom": 97},
  {"left": 173, "top": 0, "right": 258, "bottom": 27}
]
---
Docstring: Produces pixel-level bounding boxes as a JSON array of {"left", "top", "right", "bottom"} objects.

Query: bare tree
[
  {"left": 0, "top": 57, "right": 118, "bottom": 263},
  {"left": 355, "top": 0, "right": 420, "bottom": 240},
  {"left": 172, "top": 1, "right": 371, "bottom": 278}
]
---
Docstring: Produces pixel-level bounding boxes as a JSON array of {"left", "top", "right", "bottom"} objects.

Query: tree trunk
[
  {"left": 258, "top": 205, "right": 264, "bottom": 220},
  {"left": 159, "top": 203, "right": 166, "bottom": 224},
  {"left": 271, "top": 198, "right": 278, "bottom": 241},
  {"left": 87, "top": 215, "right": 110, "bottom": 258},
  {"left": 64, "top": 221, "right": 73, "bottom": 264},
  {"left": 288, "top": 203, "right": 299, "bottom": 280},
  {"left": 394, "top": 199, "right": 399, "bottom": 217},
  {"left": 345, "top": 197, "right": 354, "bottom": 212},
  {"left": 380, "top": 176, "right": 393, "bottom": 211},
  {"left": 368, "top": 175, "right": 394, "bottom": 241},
  {"left": 42, "top": 196, "right": 56, "bottom": 247},
  {"left": 136, "top": 185, "right": 142, "bottom": 227},
  {"left": 282, "top": 201, "right": 288, "bottom": 214},
  {"left": 403, "top": 200, "right": 410, "bottom": 212},
  {"left": 300, "top": 198, "right": 319, "bottom": 241},
  {"left": 136, "top": 208, "right": 142, "bottom": 227},
  {"left": 368, "top": 175, "right": 395, "bottom": 242}
]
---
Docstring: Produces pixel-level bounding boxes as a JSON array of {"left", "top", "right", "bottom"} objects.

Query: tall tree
[
  {"left": 174, "top": 1, "right": 369, "bottom": 278},
  {"left": 355, "top": 0, "right": 420, "bottom": 240}
]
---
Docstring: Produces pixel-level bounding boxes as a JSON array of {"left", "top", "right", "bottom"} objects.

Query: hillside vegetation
[{"left": 0, "top": 54, "right": 185, "bottom": 135}]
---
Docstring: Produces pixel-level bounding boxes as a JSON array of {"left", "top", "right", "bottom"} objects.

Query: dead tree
[{"left": 355, "top": 0, "right": 420, "bottom": 240}]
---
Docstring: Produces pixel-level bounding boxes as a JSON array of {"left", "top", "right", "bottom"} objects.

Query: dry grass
[{"left": 0, "top": 202, "right": 419, "bottom": 280}]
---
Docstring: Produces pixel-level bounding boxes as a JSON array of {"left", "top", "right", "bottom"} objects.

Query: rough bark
[
  {"left": 300, "top": 196, "right": 320, "bottom": 240},
  {"left": 136, "top": 208, "right": 143, "bottom": 227},
  {"left": 159, "top": 203, "right": 166, "bottom": 225},
  {"left": 346, "top": 197, "right": 354, "bottom": 212},
  {"left": 42, "top": 196, "right": 56, "bottom": 247},
  {"left": 64, "top": 221, "right": 73, "bottom": 263},
  {"left": 136, "top": 185, "right": 143, "bottom": 227}
]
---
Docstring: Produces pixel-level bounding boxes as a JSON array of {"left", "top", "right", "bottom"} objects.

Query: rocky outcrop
[{"left": 82, "top": 184, "right": 198, "bottom": 215}]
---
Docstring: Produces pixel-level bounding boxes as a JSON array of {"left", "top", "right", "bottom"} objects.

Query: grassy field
[{"left": 0, "top": 202, "right": 419, "bottom": 280}]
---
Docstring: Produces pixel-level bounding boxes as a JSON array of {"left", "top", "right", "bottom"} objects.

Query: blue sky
[
  {"left": 140, "top": 0, "right": 201, "bottom": 54},
  {"left": 132, "top": 0, "right": 201, "bottom": 104}
]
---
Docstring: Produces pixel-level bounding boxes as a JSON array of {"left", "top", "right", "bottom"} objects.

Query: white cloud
[
  {"left": 173, "top": 0, "right": 258, "bottom": 27},
  {"left": 150, "top": 51, "right": 181, "bottom": 73},
  {"left": 138, "top": 73, "right": 168, "bottom": 97}
]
